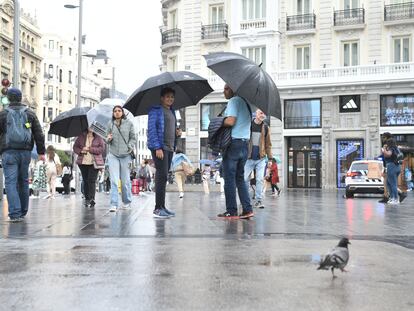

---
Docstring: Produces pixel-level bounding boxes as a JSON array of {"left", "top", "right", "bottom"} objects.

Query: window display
[{"left": 381, "top": 94, "right": 414, "bottom": 126}]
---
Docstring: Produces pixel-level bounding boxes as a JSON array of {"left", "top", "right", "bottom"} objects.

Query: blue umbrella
[{"left": 200, "top": 159, "right": 214, "bottom": 166}]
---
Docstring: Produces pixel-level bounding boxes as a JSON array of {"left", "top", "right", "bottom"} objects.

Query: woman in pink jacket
[{"left": 73, "top": 129, "right": 105, "bottom": 207}]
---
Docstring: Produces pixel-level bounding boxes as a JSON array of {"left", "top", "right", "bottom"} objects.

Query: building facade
[
  {"left": 1, "top": 0, "right": 42, "bottom": 113},
  {"left": 163, "top": 0, "right": 414, "bottom": 189}
]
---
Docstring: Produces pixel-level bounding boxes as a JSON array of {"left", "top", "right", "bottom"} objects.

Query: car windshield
[{"left": 351, "top": 163, "right": 368, "bottom": 171}]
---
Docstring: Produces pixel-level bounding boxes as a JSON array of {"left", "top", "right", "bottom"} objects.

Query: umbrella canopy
[
  {"left": 199, "top": 159, "right": 214, "bottom": 166},
  {"left": 204, "top": 52, "right": 281, "bottom": 120},
  {"left": 87, "top": 98, "right": 135, "bottom": 138},
  {"left": 49, "top": 106, "right": 90, "bottom": 138},
  {"left": 124, "top": 71, "right": 214, "bottom": 116}
]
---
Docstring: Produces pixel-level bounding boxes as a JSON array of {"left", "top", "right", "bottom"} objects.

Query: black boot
[{"left": 378, "top": 196, "right": 389, "bottom": 203}]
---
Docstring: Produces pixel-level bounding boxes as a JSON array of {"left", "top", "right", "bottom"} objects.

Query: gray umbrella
[
  {"left": 203, "top": 52, "right": 281, "bottom": 120},
  {"left": 124, "top": 71, "right": 214, "bottom": 116},
  {"left": 49, "top": 106, "right": 90, "bottom": 138}
]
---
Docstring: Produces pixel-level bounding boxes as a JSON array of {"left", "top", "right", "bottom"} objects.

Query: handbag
[
  {"left": 93, "top": 158, "right": 105, "bottom": 170},
  {"left": 115, "top": 123, "right": 136, "bottom": 160},
  {"left": 53, "top": 159, "right": 63, "bottom": 176}
]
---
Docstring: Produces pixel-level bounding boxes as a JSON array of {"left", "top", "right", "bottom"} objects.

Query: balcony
[
  {"left": 384, "top": 2, "right": 414, "bottom": 24},
  {"left": 273, "top": 62, "right": 414, "bottom": 89},
  {"left": 334, "top": 8, "right": 365, "bottom": 29},
  {"left": 161, "top": 28, "right": 181, "bottom": 49},
  {"left": 286, "top": 13, "right": 316, "bottom": 34},
  {"left": 240, "top": 19, "right": 266, "bottom": 30},
  {"left": 201, "top": 23, "right": 228, "bottom": 43}
]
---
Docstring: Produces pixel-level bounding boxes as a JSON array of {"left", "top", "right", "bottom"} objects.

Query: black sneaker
[
  {"left": 399, "top": 192, "right": 407, "bottom": 203},
  {"left": 378, "top": 196, "right": 389, "bottom": 203},
  {"left": 217, "top": 211, "right": 239, "bottom": 219},
  {"left": 239, "top": 211, "right": 254, "bottom": 219},
  {"left": 90, "top": 200, "right": 96, "bottom": 207}
]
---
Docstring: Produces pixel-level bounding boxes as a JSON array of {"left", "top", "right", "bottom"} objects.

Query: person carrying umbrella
[
  {"left": 106, "top": 105, "right": 136, "bottom": 212},
  {"left": 217, "top": 84, "right": 254, "bottom": 219},
  {"left": 147, "top": 87, "right": 182, "bottom": 218},
  {"left": 73, "top": 128, "right": 105, "bottom": 207}
]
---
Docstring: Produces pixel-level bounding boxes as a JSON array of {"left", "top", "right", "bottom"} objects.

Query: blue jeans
[
  {"left": 244, "top": 158, "right": 267, "bottom": 201},
  {"left": 2, "top": 150, "right": 31, "bottom": 219},
  {"left": 386, "top": 162, "right": 400, "bottom": 200},
  {"left": 222, "top": 139, "right": 252, "bottom": 215},
  {"left": 107, "top": 153, "right": 132, "bottom": 207}
]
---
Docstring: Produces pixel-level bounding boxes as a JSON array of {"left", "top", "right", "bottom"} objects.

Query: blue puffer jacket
[{"left": 147, "top": 105, "right": 177, "bottom": 151}]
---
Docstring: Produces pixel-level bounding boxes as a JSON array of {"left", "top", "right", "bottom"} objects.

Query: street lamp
[{"left": 64, "top": 1, "right": 83, "bottom": 194}]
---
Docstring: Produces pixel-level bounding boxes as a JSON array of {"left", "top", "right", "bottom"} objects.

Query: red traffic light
[{"left": 1, "top": 78, "right": 10, "bottom": 87}]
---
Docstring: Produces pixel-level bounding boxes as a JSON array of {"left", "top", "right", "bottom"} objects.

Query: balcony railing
[
  {"left": 273, "top": 62, "right": 414, "bottom": 88},
  {"left": 384, "top": 2, "right": 414, "bottom": 21},
  {"left": 334, "top": 8, "right": 365, "bottom": 26},
  {"left": 161, "top": 28, "right": 181, "bottom": 46},
  {"left": 286, "top": 13, "right": 316, "bottom": 31},
  {"left": 284, "top": 116, "right": 321, "bottom": 129},
  {"left": 201, "top": 23, "right": 228, "bottom": 40},
  {"left": 240, "top": 19, "right": 266, "bottom": 30}
]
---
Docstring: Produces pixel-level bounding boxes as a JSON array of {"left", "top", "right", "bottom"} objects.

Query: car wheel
[{"left": 345, "top": 190, "right": 354, "bottom": 198}]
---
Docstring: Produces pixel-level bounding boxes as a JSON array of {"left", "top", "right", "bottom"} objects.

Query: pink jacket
[{"left": 73, "top": 132, "right": 105, "bottom": 166}]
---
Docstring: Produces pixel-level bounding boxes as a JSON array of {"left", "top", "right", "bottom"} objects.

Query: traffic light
[{"left": 1, "top": 78, "right": 11, "bottom": 105}]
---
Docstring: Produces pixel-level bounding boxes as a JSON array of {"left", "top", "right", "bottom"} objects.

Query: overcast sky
[{"left": 20, "top": 0, "right": 162, "bottom": 96}]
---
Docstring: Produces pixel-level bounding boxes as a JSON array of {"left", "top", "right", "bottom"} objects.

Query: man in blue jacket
[{"left": 147, "top": 87, "right": 181, "bottom": 218}]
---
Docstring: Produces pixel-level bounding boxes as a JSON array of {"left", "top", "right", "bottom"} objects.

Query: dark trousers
[
  {"left": 79, "top": 164, "right": 99, "bottom": 202},
  {"left": 151, "top": 150, "right": 173, "bottom": 209},
  {"left": 62, "top": 174, "right": 71, "bottom": 194},
  {"left": 271, "top": 183, "right": 280, "bottom": 193}
]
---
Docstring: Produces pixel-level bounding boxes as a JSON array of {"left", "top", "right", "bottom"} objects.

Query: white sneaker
[
  {"left": 50, "top": 195, "right": 56, "bottom": 200},
  {"left": 387, "top": 199, "right": 399, "bottom": 205},
  {"left": 179, "top": 192, "right": 184, "bottom": 198},
  {"left": 109, "top": 206, "right": 117, "bottom": 212},
  {"left": 43, "top": 194, "right": 51, "bottom": 199},
  {"left": 122, "top": 203, "right": 131, "bottom": 209}
]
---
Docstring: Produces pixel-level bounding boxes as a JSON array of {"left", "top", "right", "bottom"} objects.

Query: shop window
[
  {"left": 380, "top": 94, "right": 414, "bottom": 126},
  {"left": 339, "top": 95, "right": 360, "bottom": 113},
  {"left": 284, "top": 99, "right": 321, "bottom": 129}
]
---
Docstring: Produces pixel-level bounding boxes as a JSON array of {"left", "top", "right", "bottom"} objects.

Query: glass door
[{"left": 292, "top": 150, "right": 321, "bottom": 188}]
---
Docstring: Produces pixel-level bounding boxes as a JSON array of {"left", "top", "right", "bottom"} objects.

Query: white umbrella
[{"left": 87, "top": 98, "right": 135, "bottom": 138}]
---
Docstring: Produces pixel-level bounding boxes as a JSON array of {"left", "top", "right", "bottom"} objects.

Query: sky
[{"left": 20, "top": 0, "right": 162, "bottom": 96}]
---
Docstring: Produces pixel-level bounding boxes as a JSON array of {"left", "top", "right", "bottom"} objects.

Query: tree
[{"left": 55, "top": 149, "right": 71, "bottom": 165}]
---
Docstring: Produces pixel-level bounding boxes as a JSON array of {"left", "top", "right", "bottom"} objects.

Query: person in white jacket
[{"left": 44, "top": 145, "right": 61, "bottom": 199}]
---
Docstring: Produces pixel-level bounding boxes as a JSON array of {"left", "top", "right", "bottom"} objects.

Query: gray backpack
[{"left": 5, "top": 107, "right": 32, "bottom": 149}]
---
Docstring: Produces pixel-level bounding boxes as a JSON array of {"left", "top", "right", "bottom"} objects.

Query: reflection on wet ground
[{"left": 1, "top": 190, "right": 413, "bottom": 249}]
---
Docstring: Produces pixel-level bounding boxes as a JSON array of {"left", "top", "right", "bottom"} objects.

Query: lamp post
[
  {"left": 13, "top": 0, "right": 20, "bottom": 88},
  {"left": 64, "top": 1, "right": 83, "bottom": 194}
]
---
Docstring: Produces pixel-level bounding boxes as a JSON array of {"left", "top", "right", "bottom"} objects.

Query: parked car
[{"left": 345, "top": 160, "right": 384, "bottom": 198}]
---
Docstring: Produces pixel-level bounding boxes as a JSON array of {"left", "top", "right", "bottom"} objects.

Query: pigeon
[{"left": 317, "top": 238, "right": 351, "bottom": 278}]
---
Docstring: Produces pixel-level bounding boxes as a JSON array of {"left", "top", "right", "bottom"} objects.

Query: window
[
  {"left": 97, "top": 69, "right": 102, "bottom": 74},
  {"left": 59, "top": 69, "right": 62, "bottom": 83},
  {"left": 169, "top": 10, "right": 178, "bottom": 28},
  {"left": 68, "top": 70, "right": 72, "bottom": 84},
  {"left": 393, "top": 37, "right": 411, "bottom": 63},
  {"left": 47, "top": 86, "right": 53, "bottom": 100},
  {"left": 59, "top": 46, "right": 63, "bottom": 55},
  {"left": 242, "top": 0, "right": 266, "bottom": 20},
  {"left": 169, "top": 56, "right": 177, "bottom": 71},
  {"left": 210, "top": 4, "right": 224, "bottom": 24},
  {"left": 56, "top": 87, "right": 59, "bottom": 100},
  {"left": 241, "top": 46, "right": 266, "bottom": 70},
  {"left": 344, "top": 0, "right": 359, "bottom": 10},
  {"left": 69, "top": 47, "right": 72, "bottom": 56},
  {"left": 68, "top": 90, "right": 72, "bottom": 104},
  {"left": 295, "top": 45, "right": 310, "bottom": 70},
  {"left": 339, "top": 95, "right": 361, "bottom": 112},
  {"left": 380, "top": 94, "right": 414, "bottom": 126},
  {"left": 48, "top": 40, "right": 54, "bottom": 50},
  {"left": 30, "top": 61, "right": 34, "bottom": 73},
  {"left": 284, "top": 99, "right": 321, "bottom": 129},
  {"left": 21, "top": 81, "right": 26, "bottom": 95},
  {"left": 297, "top": 0, "right": 311, "bottom": 14},
  {"left": 48, "top": 64, "right": 54, "bottom": 78},
  {"left": 343, "top": 41, "right": 359, "bottom": 66},
  {"left": 200, "top": 102, "right": 227, "bottom": 131},
  {"left": 47, "top": 107, "right": 53, "bottom": 122},
  {"left": 30, "top": 85, "right": 35, "bottom": 97},
  {"left": 59, "top": 89, "right": 62, "bottom": 103}
]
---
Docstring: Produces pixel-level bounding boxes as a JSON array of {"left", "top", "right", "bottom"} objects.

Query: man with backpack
[
  {"left": 0, "top": 88, "right": 45, "bottom": 222},
  {"left": 244, "top": 109, "right": 272, "bottom": 209},
  {"left": 217, "top": 84, "right": 253, "bottom": 219}
]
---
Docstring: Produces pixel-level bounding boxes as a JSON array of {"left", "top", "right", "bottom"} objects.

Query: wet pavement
[{"left": 1, "top": 190, "right": 414, "bottom": 310}]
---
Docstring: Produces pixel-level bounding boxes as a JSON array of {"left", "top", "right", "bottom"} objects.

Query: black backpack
[{"left": 394, "top": 147, "right": 404, "bottom": 165}]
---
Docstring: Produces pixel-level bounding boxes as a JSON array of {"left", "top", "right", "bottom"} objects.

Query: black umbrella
[
  {"left": 124, "top": 71, "right": 213, "bottom": 116},
  {"left": 49, "top": 106, "right": 91, "bottom": 138},
  {"left": 204, "top": 52, "right": 281, "bottom": 120}
]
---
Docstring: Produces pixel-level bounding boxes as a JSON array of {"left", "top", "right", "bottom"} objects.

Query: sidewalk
[{"left": 1, "top": 191, "right": 413, "bottom": 310}]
